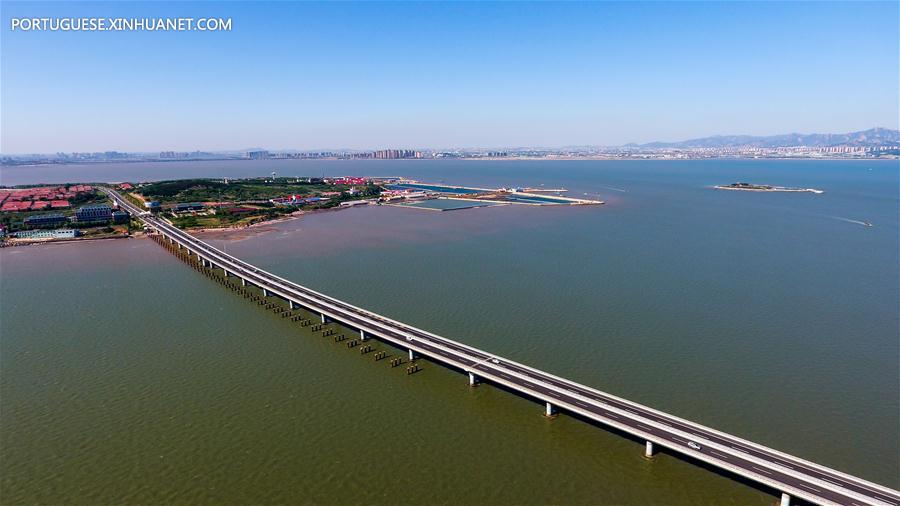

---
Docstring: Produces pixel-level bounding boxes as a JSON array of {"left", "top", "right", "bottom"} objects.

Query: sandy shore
[{"left": 192, "top": 205, "right": 363, "bottom": 240}]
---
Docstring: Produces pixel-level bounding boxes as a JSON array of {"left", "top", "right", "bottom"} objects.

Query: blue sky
[{"left": 2, "top": 1, "right": 898, "bottom": 153}]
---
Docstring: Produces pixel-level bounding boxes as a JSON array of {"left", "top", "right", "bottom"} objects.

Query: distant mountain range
[{"left": 625, "top": 127, "right": 899, "bottom": 149}]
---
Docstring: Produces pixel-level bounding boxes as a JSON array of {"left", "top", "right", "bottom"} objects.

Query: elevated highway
[{"left": 106, "top": 188, "right": 899, "bottom": 506}]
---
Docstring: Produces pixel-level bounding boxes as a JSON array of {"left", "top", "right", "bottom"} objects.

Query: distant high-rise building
[{"left": 373, "top": 149, "right": 416, "bottom": 159}]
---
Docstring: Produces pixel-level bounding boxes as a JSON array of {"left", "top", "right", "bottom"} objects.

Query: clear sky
[{"left": 1, "top": 1, "right": 898, "bottom": 153}]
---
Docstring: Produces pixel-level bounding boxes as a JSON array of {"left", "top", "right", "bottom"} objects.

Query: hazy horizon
[
  {"left": 2, "top": 1, "right": 898, "bottom": 153},
  {"left": 2, "top": 125, "right": 899, "bottom": 157}
]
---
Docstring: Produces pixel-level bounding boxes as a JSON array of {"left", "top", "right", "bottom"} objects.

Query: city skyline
[
  {"left": 2, "top": 1, "right": 898, "bottom": 153},
  {"left": 2, "top": 126, "right": 897, "bottom": 159}
]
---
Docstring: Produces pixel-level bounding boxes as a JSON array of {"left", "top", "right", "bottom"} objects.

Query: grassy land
[
  {"left": 135, "top": 177, "right": 362, "bottom": 203},
  {"left": 137, "top": 177, "right": 382, "bottom": 230}
]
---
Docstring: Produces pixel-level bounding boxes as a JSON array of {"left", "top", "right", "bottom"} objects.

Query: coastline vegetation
[{"left": 134, "top": 177, "right": 383, "bottom": 230}]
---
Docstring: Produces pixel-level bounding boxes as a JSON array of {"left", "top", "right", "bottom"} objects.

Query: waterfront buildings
[
  {"left": 112, "top": 211, "right": 130, "bottom": 224},
  {"left": 75, "top": 204, "right": 113, "bottom": 223},
  {"left": 23, "top": 213, "right": 69, "bottom": 228},
  {"left": 12, "top": 228, "right": 79, "bottom": 239}
]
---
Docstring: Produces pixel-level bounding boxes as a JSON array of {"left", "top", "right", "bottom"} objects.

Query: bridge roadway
[{"left": 106, "top": 189, "right": 899, "bottom": 506}]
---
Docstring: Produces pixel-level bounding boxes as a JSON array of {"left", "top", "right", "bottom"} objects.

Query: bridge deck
[{"left": 105, "top": 188, "right": 899, "bottom": 506}]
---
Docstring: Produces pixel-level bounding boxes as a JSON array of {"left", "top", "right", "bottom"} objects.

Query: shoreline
[
  {"left": 1, "top": 233, "right": 137, "bottom": 248},
  {"left": 192, "top": 204, "right": 364, "bottom": 239}
]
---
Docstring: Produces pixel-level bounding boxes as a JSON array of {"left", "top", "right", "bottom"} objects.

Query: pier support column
[
  {"left": 320, "top": 313, "right": 328, "bottom": 323},
  {"left": 545, "top": 402, "right": 555, "bottom": 417},
  {"left": 289, "top": 300, "right": 299, "bottom": 310},
  {"left": 263, "top": 288, "right": 274, "bottom": 297},
  {"left": 468, "top": 372, "right": 478, "bottom": 387},
  {"left": 241, "top": 278, "right": 247, "bottom": 287},
  {"left": 408, "top": 349, "right": 416, "bottom": 361},
  {"left": 360, "top": 330, "right": 367, "bottom": 341},
  {"left": 644, "top": 441, "right": 655, "bottom": 458},
  {"left": 780, "top": 493, "right": 790, "bottom": 506},
  {"left": 224, "top": 270, "right": 231, "bottom": 278}
]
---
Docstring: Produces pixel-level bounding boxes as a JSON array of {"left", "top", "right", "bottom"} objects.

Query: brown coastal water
[{"left": 1, "top": 160, "right": 898, "bottom": 504}]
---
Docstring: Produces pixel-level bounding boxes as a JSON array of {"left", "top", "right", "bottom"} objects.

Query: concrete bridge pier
[
  {"left": 468, "top": 372, "right": 478, "bottom": 386},
  {"left": 289, "top": 300, "right": 300, "bottom": 310},
  {"left": 241, "top": 278, "right": 247, "bottom": 287},
  {"left": 359, "top": 330, "right": 367, "bottom": 341},
  {"left": 545, "top": 402, "right": 556, "bottom": 417},
  {"left": 263, "top": 288, "right": 273, "bottom": 297},
  {"left": 320, "top": 313, "right": 328, "bottom": 323},
  {"left": 224, "top": 270, "right": 231, "bottom": 278},
  {"left": 780, "top": 493, "right": 790, "bottom": 506},
  {"left": 644, "top": 441, "right": 656, "bottom": 458},
  {"left": 408, "top": 349, "right": 416, "bottom": 361}
]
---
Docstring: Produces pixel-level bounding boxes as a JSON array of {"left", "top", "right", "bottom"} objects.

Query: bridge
[{"left": 105, "top": 188, "right": 899, "bottom": 506}]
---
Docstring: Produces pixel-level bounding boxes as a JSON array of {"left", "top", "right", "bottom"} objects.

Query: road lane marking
[
  {"left": 637, "top": 424, "right": 653, "bottom": 432},
  {"left": 710, "top": 450, "right": 729, "bottom": 459},
  {"left": 499, "top": 373, "right": 512, "bottom": 379},
  {"left": 547, "top": 391, "right": 560, "bottom": 398},
  {"left": 575, "top": 401, "right": 589, "bottom": 408},
  {"left": 799, "top": 484, "right": 821, "bottom": 493},
  {"left": 730, "top": 446, "right": 749, "bottom": 454},
  {"left": 751, "top": 466, "right": 772, "bottom": 475},
  {"left": 604, "top": 412, "right": 619, "bottom": 419},
  {"left": 821, "top": 478, "right": 844, "bottom": 488}
]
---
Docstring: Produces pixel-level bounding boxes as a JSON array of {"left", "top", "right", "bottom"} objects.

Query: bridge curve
[{"left": 105, "top": 188, "right": 899, "bottom": 506}]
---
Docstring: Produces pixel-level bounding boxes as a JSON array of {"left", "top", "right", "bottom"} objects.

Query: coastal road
[{"left": 105, "top": 188, "right": 900, "bottom": 506}]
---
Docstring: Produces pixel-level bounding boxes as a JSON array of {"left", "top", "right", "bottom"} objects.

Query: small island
[{"left": 714, "top": 182, "right": 824, "bottom": 194}]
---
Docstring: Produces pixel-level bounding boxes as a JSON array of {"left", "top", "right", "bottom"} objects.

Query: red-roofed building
[
  {"left": 50, "top": 200, "right": 71, "bottom": 209},
  {"left": 118, "top": 183, "right": 133, "bottom": 190},
  {"left": 330, "top": 176, "right": 369, "bottom": 185},
  {"left": 30, "top": 201, "right": 50, "bottom": 210},
  {"left": 2, "top": 201, "right": 32, "bottom": 212}
]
